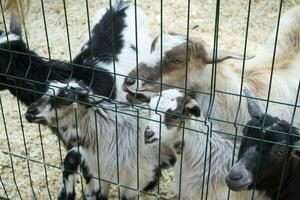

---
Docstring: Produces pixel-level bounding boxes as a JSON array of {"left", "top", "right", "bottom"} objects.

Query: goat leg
[{"left": 58, "top": 147, "right": 82, "bottom": 200}]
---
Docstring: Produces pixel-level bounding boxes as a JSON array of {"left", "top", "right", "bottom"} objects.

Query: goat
[
  {"left": 144, "top": 89, "right": 268, "bottom": 200},
  {"left": 123, "top": 6, "right": 300, "bottom": 135},
  {"left": 1, "top": 0, "right": 150, "bottom": 104},
  {"left": 25, "top": 79, "right": 175, "bottom": 200},
  {"left": 226, "top": 93, "right": 300, "bottom": 200},
  {"left": 1, "top": 0, "right": 151, "bottom": 149}
]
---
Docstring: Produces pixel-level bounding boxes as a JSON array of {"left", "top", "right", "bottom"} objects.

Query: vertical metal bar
[
  {"left": 136, "top": 109, "right": 140, "bottom": 199},
  {"left": 39, "top": 0, "right": 54, "bottom": 81},
  {"left": 204, "top": 0, "right": 221, "bottom": 199},
  {"left": 113, "top": 103, "right": 121, "bottom": 199},
  {"left": 93, "top": 106, "right": 102, "bottom": 195},
  {"left": 14, "top": 89, "right": 36, "bottom": 198},
  {"left": 61, "top": 0, "right": 74, "bottom": 85},
  {"left": 229, "top": 0, "right": 252, "bottom": 199},
  {"left": 178, "top": 0, "right": 192, "bottom": 199},
  {"left": 0, "top": 97, "right": 23, "bottom": 200},
  {"left": 153, "top": 0, "right": 164, "bottom": 198},
  {"left": 18, "top": 0, "right": 33, "bottom": 80},
  {"left": 51, "top": 89, "right": 66, "bottom": 195},
  {"left": 73, "top": 103, "right": 85, "bottom": 197},
  {"left": 85, "top": 0, "right": 96, "bottom": 91},
  {"left": 0, "top": 170, "right": 9, "bottom": 199},
  {"left": 0, "top": 0, "right": 14, "bottom": 76},
  {"left": 276, "top": 80, "right": 300, "bottom": 199},
  {"left": 108, "top": 0, "right": 117, "bottom": 100},
  {"left": 251, "top": 1, "right": 283, "bottom": 199},
  {"left": 37, "top": 124, "right": 52, "bottom": 200},
  {"left": 133, "top": 0, "right": 140, "bottom": 198}
]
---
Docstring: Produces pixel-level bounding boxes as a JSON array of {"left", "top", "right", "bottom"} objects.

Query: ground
[{"left": 0, "top": 0, "right": 299, "bottom": 199}]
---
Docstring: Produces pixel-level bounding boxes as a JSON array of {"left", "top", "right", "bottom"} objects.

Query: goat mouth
[
  {"left": 25, "top": 115, "right": 46, "bottom": 124},
  {"left": 125, "top": 89, "right": 151, "bottom": 104},
  {"left": 144, "top": 137, "right": 158, "bottom": 144},
  {"left": 225, "top": 175, "right": 252, "bottom": 191}
]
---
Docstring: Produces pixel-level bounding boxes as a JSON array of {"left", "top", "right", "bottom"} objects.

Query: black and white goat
[
  {"left": 226, "top": 94, "right": 300, "bottom": 200},
  {"left": 1, "top": 0, "right": 151, "bottom": 149},
  {"left": 25, "top": 80, "right": 174, "bottom": 200},
  {"left": 1, "top": 0, "right": 150, "bottom": 103},
  {"left": 144, "top": 89, "right": 268, "bottom": 200}
]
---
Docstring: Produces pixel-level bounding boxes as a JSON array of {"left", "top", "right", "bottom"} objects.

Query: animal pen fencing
[{"left": 0, "top": 0, "right": 300, "bottom": 200}]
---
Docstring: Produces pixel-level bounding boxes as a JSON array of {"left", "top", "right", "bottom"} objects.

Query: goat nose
[
  {"left": 229, "top": 169, "right": 243, "bottom": 180},
  {"left": 124, "top": 77, "right": 136, "bottom": 85},
  {"left": 26, "top": 107, "right": 39, "bottom": 115},
  {"left": 144, "top": 128, "right": 155, "bottom": 139},
  {"left": 25, "top": 112, "right": 35, "bottom": 122}
]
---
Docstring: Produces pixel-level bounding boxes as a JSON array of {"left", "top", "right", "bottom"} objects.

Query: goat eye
[
  {"left": 275, "top": 148, "right": 285, "bottom": 156},
  {"left": 173, "top": 58, "right": 184, "bottom": 64}
]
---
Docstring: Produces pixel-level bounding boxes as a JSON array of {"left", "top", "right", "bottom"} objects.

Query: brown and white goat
[{"left": 123, "top": 6, "right": 300, "bottom": 136}]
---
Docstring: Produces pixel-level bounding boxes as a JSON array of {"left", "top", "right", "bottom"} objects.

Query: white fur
[{"left": 0, "top": 33, "right": 20, "bottom": 44}]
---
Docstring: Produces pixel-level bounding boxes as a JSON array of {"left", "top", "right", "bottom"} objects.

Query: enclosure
[{"left": 0, "top": 0, "right": 300, "bottom": 199}]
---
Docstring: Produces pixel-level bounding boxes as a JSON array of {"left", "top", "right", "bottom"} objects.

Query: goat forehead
[
  {"left": 143, "top": 34, "right": 186, "bottom": 68},
  {"left": 155, "top": 34, "right": 186, "bottom": 51},
  {"left": 149, "top": 89, "right": 183, "bottom": 111},
  {"left": 47, "top": 80, "right": 84, "bottom": 96}
]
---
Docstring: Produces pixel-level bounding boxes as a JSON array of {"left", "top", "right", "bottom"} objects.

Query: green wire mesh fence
[{"left": 0, "top": 0, "right": 300, "bottom": 199}]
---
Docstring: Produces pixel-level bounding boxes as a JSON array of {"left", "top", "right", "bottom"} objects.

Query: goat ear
[
  {"left": 244, "top": 89, "right": 262, "bottom": 119},
  {"left": 206, "top": 49, "right": 255, "bottom": 64},
  {"left": 10, "top": 13, "right": 22, "bottom": 36},
  {"left": 183, "top": 97, "right": 201, "bottom": 117}
]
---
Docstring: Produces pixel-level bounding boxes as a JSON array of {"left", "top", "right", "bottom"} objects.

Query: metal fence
[{"left": 0, "top": 0, "right": 300, "bottom": 200}]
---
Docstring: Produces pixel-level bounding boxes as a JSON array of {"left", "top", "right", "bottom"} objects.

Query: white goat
[
  {"left": 25, "top": 80, "right": 175, "bottom": 200},
  {"left": 144, "top": 89, "right": 269, "bottom": 200}
]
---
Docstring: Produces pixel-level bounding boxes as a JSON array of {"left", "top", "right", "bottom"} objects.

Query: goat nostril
[
  {"left": 124, "top": 77, "right": 136, "bottom": 85},
  {"left": 229, "top": 172, "right": 243, "bottom": 181},
  {"left": 25, "top": 112, "right": 34, "bottom": 121},
  {"left": 27, "top": 107, "right": 39, "bottom": 115},
  {"left": 144, "top": 128, "right": 154, "bottom": 139}
]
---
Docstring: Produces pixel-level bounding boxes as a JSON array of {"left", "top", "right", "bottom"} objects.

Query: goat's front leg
[
  {"left": 58, "top": 147, "right": 82, "bottom": 200},
  {"left": 80, "top": 149, "right": 110, "bottom": 200}
]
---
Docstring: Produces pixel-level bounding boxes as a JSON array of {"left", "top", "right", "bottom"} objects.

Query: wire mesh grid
[{"left": 0, "top": 0, "right": 300, "bottom": 199}]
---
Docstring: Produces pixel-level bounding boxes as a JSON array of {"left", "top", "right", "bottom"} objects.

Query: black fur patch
[
  {"left": 142, "top": 166, "right": 160, "bottom": 191},
  {"left": 130, "top": 45, "right": 136, "bottom": 51},
  {"left": 93, "top": 189, "right": 108, "bottom": 200},
  {"left": 81, "top": 160, "right": 92, "bottom": 184},
  {"left": 58, "top": 186, "right": 75, "bottom": 200},
  {"left": 63, "top": 150, "right": 81, "bottom": 179}
]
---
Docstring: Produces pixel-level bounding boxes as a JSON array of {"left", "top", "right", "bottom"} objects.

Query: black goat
[{"left": 226, "top": 92, "right": 300, "bottom": 200}]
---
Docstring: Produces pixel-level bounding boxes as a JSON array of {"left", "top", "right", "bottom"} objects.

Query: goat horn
[
  {"left": 10, "top": 12, "right": 22, "bottom": 36},
  {"left": 207, "top": 50, "right": 255, "bottom": 63},
  {"left": 244, "top": 88, "right": 262, "bottom": 119}
]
